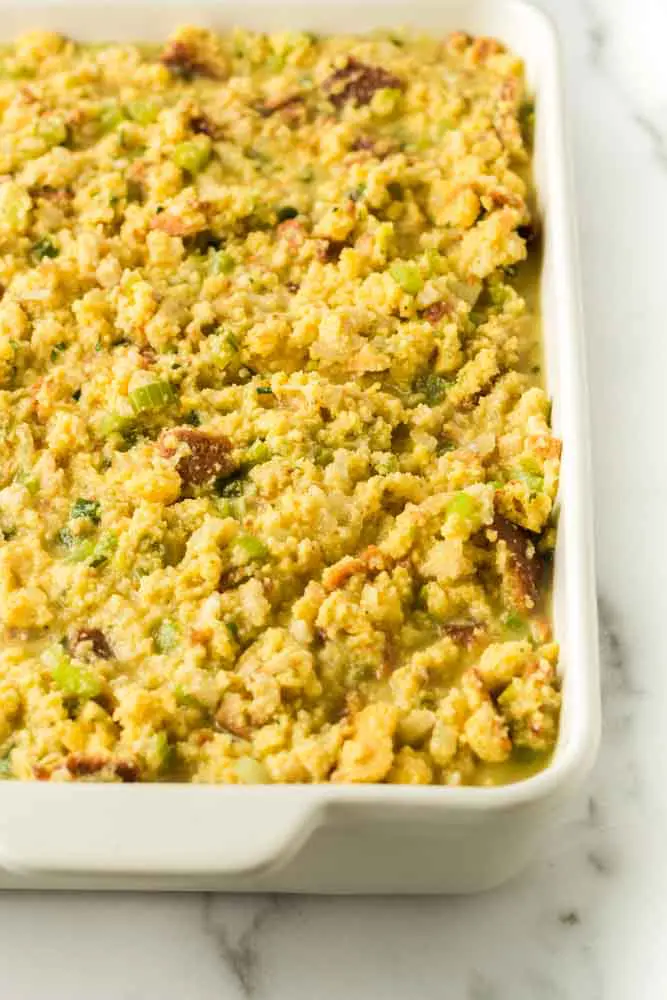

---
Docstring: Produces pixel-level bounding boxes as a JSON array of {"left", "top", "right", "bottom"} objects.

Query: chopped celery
[
  {"left": 98, "top": 103, "right": 125, "bottom": 133},
  {"left": 153, "top": 731, "right": 173, "bottom": 772},
  {"left": 66, "top": 538, "right": 95, "bottom": 563},
  {"left": 389, "top": 260, "right": 423, "bottom": 294},
  {"left": 489, "top": 282, "right": 512, "bottom": 307},
  {"left": 126, "top": 99, "right": 160, "bottom": 124},
  {"left": 216, "top": 496, "right": 245, "bottom": 519},
  {"left": 99, "top": 411, "right": 135, "bottom": 437},
  {"left": 425, "top": 248, "right": 443, "bottom": 275},
  {"left": 313, "top": 445, "right": 333, "bottom": 467},
  {"left": 45, "top": 646, "right": 102, "bottom": 700},
  {"left": 128, "top": 381, "right": 175, "bottom": 413},
  {"left": 446, "top": 492, "right": 477, "bottom": 519},
  {"left": 242, "top": 440, "right": 270, "bottom": 466},
  {"left": 235, "top": 533, "right": 268, "bottom": 561},
  {"left": 373, "top": 87, "right": 402, "bottom": 116},
  {"left": 171, "top": 136, "right": 212, "bottom": 174},
  {"left": 36, "top": 115, "right": 68, "bottom": 147},
  {"left": 511, "top": 467, "right": 544, "bottom": 493},
  {"left": 22, "top": 476, "right": 39, "bottom": 496},
  {"left": 174, "top": 685, "right": 200, "bottom": 708},
  {"left": 375, "top": 454, "right": 399, "bottom": 474},
  {"left": 154, "top": 618, "right": 179, "bottom": 653},
  {"left": 209, "top": 250, "right": 235, "bottom": 275}
]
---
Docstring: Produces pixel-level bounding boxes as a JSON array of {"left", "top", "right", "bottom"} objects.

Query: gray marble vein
[
  {"left": 582, "top": 0, "right": 667, "bottom": 169},
  {"left": 631, "top": 111, "right": 667, "bottom": 169},
  {"left": 581, "top": 0, "right": 607, "bottom": 66},
  {"left": 201, "top": 894, "right": 274, "bottom": 997}
]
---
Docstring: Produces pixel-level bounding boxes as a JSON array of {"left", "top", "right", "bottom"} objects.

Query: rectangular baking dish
[{"left": 0, "top": 0, "right": 600, "bottom": 893}]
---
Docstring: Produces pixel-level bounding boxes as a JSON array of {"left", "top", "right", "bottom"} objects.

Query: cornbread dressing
[{"left": 0, "top": 27, "right": 562, "bottom": 786}]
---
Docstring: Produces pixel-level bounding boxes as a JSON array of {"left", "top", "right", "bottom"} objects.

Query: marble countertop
[{"left": 2, "top": 0, "right": 665, "bottom": 996}]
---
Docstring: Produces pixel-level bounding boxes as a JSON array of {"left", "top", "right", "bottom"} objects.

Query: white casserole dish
[{"left": 0, "top": 0, "right": 600, "bottom": 893}]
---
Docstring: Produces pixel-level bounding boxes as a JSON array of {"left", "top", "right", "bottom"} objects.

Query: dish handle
[{"left": 0, "top": 784, "right": 321, "bottom": 877}]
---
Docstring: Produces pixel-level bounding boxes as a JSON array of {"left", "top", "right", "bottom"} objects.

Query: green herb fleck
[
  {"left": 276, "top": 205, "right": 298, "bottom": 223},
  {"left": 415, "top": 373, "right": 451, "bottom": 404},
  {"left": 50, "top": 340, "right": 67, "bottom": 361},
  {"left": 71, "top": 498, "right": 101, "bottom": 524},
  {"left": 503, "top": 610, "right": 529, "bottom": 636},
  {"left": 33, "top": 235, "right": 59, "bottom": 261}
]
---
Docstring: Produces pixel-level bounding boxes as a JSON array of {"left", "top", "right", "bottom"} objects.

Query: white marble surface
[{"left": 1, "top": 0, "right": 665, "bottom": 996}]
